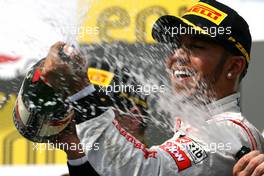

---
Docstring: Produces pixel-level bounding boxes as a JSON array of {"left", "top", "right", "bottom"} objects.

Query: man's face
[{"left": 167, "top": 35, "right": 228, "bottom": 99}]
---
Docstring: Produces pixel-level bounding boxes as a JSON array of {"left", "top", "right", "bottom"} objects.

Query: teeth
[
  {"left": 173, "top": 70, "right": 193, "bottom": 77},
  {"left": 174, "top": 70, "right": 187, "bottom": 75}
]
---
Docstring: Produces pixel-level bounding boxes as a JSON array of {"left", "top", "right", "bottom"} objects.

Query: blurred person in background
[{"left": 233, "top": 151, "right": 264, "bottom": 176}]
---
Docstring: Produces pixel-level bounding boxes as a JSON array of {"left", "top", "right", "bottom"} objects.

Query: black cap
[{"left": 152, "top": 0, "right": 252, "bottom": 63}]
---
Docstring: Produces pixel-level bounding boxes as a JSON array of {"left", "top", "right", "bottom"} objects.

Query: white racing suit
[{"left": 74, "top": 93, "right": 264, "bottom": 176}]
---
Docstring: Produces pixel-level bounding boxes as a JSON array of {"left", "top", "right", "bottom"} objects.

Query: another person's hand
[
  {"left": 42, "top": 41, "right": 89, "bottom": 96},
  {"left": 233, "top": 150, "right": 264, "bottom": 176}
]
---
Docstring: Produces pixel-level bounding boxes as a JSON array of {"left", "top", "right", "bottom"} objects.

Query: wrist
[{"left": 65, "top": 146, "right": 85, "bottom": 160}]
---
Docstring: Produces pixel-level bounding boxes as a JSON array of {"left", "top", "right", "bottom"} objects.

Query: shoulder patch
[
  {"left": 160, "top": 141, "right": 192, "bottom": 171},
  {"left": 176, "top": 136, "right": 208, "bottom": 164}
]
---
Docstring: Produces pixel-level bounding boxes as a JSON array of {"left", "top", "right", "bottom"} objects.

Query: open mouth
[{"left": 172, "top": 69, "right": 196, "bottom": 80}]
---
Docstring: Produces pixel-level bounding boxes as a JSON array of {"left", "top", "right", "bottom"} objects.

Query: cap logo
[{"left": 184, "top": 2, "right": 227, "bottom": 25}]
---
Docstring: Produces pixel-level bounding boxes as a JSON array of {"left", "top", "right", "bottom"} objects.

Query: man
[{"left": 15, "top": 0, "right": 264, "bottom": 175}]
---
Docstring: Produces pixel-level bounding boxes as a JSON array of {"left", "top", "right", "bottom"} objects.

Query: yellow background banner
[{"left": 79, "top": 0, "right": 198, "bottom": 43}]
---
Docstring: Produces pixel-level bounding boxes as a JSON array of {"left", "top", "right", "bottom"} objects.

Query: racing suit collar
[{"left": 206, "top": 93, "right": 241, "bottom": 117}]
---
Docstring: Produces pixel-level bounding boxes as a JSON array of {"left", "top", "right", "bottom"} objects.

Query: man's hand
[
  {"left": 233, "top": 151, "right": 264, "bottom": 176},
  {"left": 42, "top": 41, "right": 89, "bottom": 96},
  {"left": 53, "top": 114, "right": 85, "bottom": 160}
]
